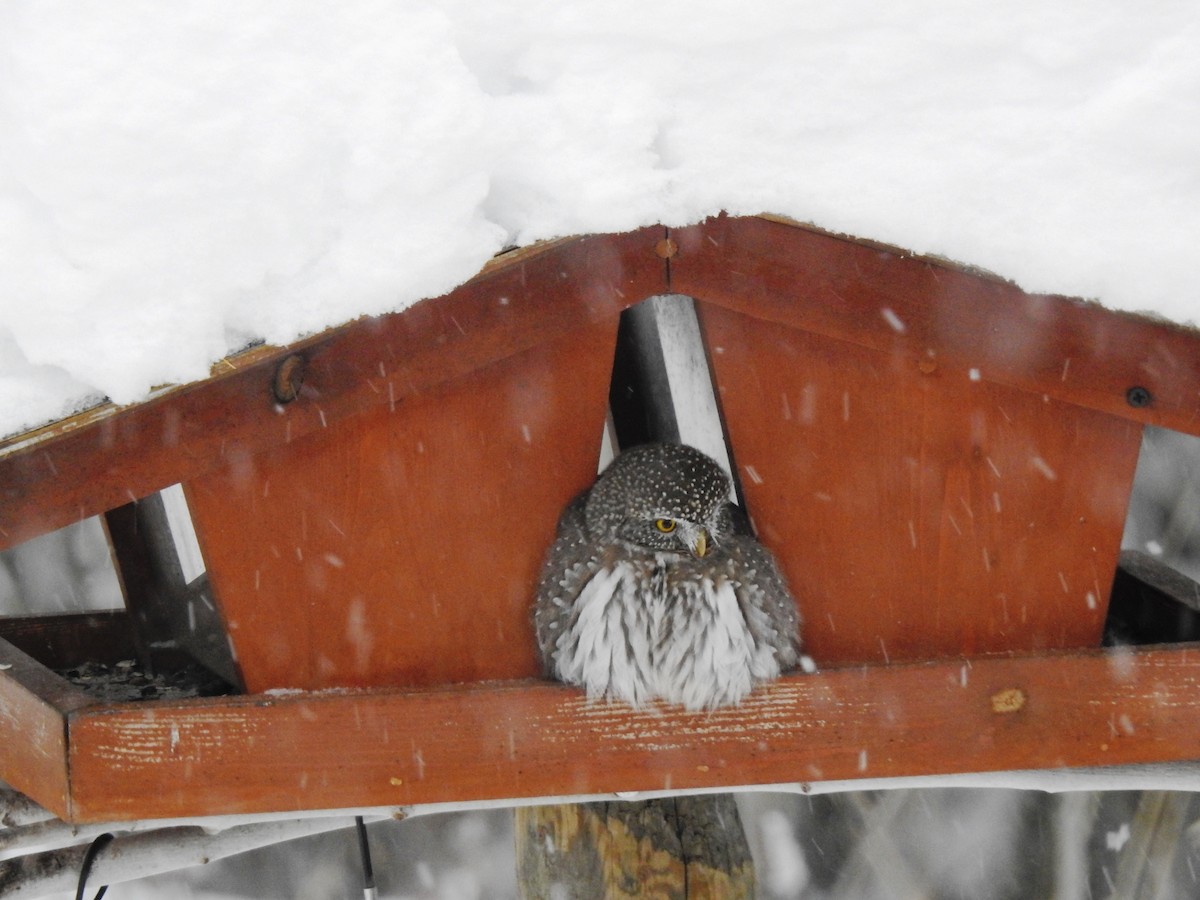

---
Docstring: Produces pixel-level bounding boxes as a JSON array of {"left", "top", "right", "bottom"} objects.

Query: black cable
[
  {"left": 76, "top": 831, "right": 114, "bottom": 900},
  {"left": 354, "top": 816, "right": 376, "bottom": 897}
]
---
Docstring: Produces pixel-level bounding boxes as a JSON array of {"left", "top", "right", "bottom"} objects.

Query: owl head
[{"left": 584, "top": 443, "right": 733, "bottom": 558}]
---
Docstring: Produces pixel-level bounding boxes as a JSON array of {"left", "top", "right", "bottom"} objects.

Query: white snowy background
[
  {"left": 5, "top": 2, "right": 1200, "bottom": 897},
  {"left": 2, "top": 0, "right": 1200, "bottom": 439}
]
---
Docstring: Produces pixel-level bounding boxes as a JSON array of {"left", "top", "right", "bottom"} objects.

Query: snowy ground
[{"left": 3, "top": 1, "right": 1200, "bottom": 438}]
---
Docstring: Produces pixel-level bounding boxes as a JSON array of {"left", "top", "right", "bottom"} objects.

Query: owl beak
[{"left": 691, "top": 529, "right": 710, "bottom": 558}]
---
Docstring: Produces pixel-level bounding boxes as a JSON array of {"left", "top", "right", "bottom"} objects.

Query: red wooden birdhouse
[{"left": 2, "top": 215, "right": 1200, "bottom": 825}]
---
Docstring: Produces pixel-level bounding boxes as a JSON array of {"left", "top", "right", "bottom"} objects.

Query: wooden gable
[{"left": 3, "top": 215, "right": 1200, "bottom": 823}]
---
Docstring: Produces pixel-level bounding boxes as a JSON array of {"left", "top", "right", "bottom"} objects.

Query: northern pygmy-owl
[{"left": 534, "top": 442, "right": 802, "bottom": 710}]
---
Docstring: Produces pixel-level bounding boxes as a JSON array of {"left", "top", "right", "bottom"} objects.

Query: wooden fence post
[{"left": 515, "top": 795, "right": 755, "bottom": 899}]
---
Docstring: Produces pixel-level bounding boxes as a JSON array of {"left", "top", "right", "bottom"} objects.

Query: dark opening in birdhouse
[
  {"left": 1105, "top": 425, "right": 1200, "bottom": 645},
  {"left": 0, "top": 489, "right": 237, "bottom": 699}
]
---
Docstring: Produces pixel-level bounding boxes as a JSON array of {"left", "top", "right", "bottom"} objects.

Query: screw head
[{"left": 1125, "top": 385, "right": 1152, "bottom": 408}]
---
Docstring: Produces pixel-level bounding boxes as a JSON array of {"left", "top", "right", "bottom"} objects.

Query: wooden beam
[
  {"left": 670, "top": 216, "right": 1200, "bottom": 438},
  {"left": 0, "top": 640, "right": 92, "bottom": 820},
  {"left": 103, "top": 499, "right": 240, "bottom": 687},
  {"left": 0, "top": 227, "right": 667, "bottom": 552},
  {"left": 63, "top": 643, "right": 1200, "bottom": 823}
]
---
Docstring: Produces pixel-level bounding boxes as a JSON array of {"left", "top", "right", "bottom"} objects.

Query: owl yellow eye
[{"left": 654, "top": 518, "right": 677, "bottom": 533}]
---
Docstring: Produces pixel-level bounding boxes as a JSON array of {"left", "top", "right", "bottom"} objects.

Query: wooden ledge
[{"left": 37, "top": 642, "right": 1200, "bottom": 822}]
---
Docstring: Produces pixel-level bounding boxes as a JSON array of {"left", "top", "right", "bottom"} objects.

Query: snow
[
  {"left": 2, "top": 0, "right": 1200, "bottom": 438},
  {"left": 756, "top": 808, "right": 811, "bottom": 895}
]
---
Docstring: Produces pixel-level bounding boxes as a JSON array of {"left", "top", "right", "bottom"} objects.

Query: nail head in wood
[{"left": 272, "top": 354, "right": 306, "bottom": 404}]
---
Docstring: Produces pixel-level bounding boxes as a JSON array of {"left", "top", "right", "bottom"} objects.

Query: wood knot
[
  {"left": 272, "top": 354, "right": 306, "bottom": 404},
  {"left": 990, "top": 687, "right": 1026, "bottom": 714}
]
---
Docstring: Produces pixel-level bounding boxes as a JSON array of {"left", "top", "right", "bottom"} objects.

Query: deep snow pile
[{"left": 2, "top": 0, "right": 1198, "bottom": 438}]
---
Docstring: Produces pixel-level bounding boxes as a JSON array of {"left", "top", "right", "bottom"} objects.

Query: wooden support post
[
  {"left": 514, "top": 795, "right": 755, "bottom": 899},
  {"left": 103, "top": 496, "right": 239, "bottom": 687}
]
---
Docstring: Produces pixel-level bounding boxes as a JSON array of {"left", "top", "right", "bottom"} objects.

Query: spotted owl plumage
[{"left": 534, "top": 442, "right": 802, "bottom": 710}]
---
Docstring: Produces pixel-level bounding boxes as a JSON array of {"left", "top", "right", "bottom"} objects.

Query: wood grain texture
[
  {"left": 671, "top": 216, "right": 1200, "bottom": 437},
  {"left": 63, "top": 644, "right": 1200, "bottom": 822},
  {"left": 515, "top": 796, "right": 754, "bottom": 899},
  {"left": 0, "top": 639, "right": 92, "bottom": 819},
  {"left": 185, "top": 321, "right": 619, "bottom": 692},
  {"left": 698, "top": 302, "right": 1143, "bottom": 665},
  {"left": 0, "top": 228, "right": 665, "bottom": 552}
]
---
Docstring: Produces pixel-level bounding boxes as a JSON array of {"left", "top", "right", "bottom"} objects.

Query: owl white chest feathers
[
  {"left": 541, "top": 546, "right": 792, "bottom": 710},
  {"left": 534, "top": 443, "right": 802, "bottom": 710}
]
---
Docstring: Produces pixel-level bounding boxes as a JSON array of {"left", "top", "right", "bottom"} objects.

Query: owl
[{"left": 534, "top": 442, "right": 802, "bottom": 710}]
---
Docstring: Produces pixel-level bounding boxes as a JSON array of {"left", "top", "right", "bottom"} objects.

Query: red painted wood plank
[
  {"left": 65, "top": 644, "right": 1200, "bottom": 822},
  {"left": 671, "top": 216, "right": 1200, "bottom": 437},
  {"left": 0, "top": 228, "right": 667, "bottom": 552},
  {"left": 184, "top": 321, "right": 619, "bottom": 692},
  {"left": 0, "top": 639, "right": 92, "bottom": 819},
  {"left": 698, "top": 302, "right": 1143, "bottom": 665}
]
